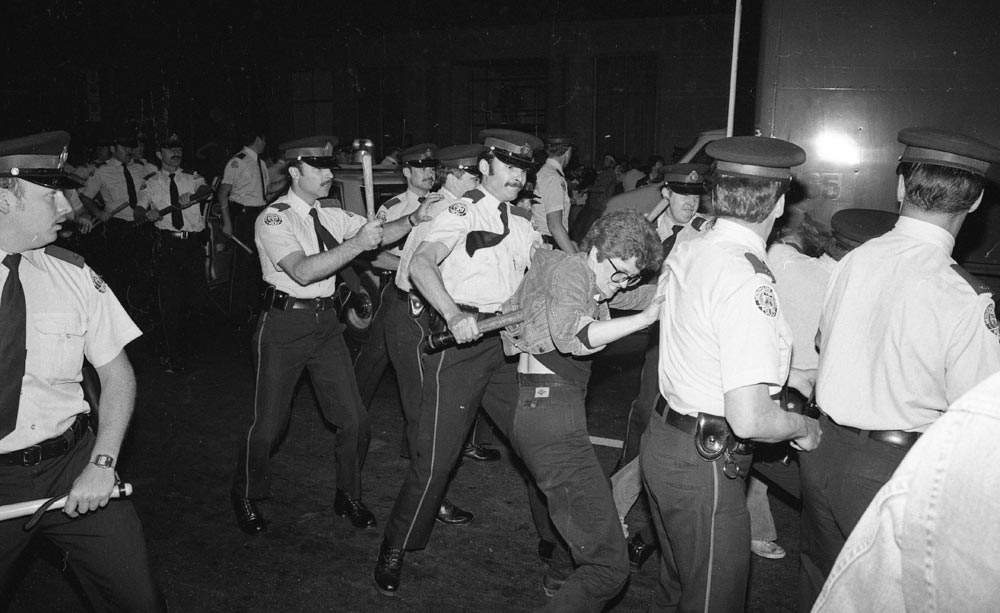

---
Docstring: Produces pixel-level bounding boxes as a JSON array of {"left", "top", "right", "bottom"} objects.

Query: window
[
  {"left": 594, "top": 56, "right": 658, "bottom": 160},
  {"left": 468, "top": 59, "right": 547, "bottom": 137}
]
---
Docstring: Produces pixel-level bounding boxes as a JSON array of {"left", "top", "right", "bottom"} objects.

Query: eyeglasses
[{"left": 608, "top": 258, "right": 643, "bottom": 287}]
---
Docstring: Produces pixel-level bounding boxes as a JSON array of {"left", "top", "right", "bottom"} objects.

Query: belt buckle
[
  {"left": 315, "top": 297, "right": 329, "bottom": 311},
  {"left": 21, "top": 445, "right": 42, "bottom": 467}
]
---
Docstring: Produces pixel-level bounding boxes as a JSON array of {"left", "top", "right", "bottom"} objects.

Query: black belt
[
  {"left": 1, "top": 414, "right": 88, "bottom": 466},
  {"left": 654, "top": 398, "right": 754, "bottom": 456},
  {"left": 263, "top": 286, "right": 338, "bottom": 312},
  {"left": 160, "top": 229, "right": 196, "bottom": 239},
  {"left": 823, "top": 414, "right": 921, "bottom": 450},
  {"left": 228, "top": 201, "right": 264, "bottom": 213}
]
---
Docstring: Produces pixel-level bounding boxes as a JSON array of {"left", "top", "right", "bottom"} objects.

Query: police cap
[
  {"left": 830, "top": 208, "right": 899, "bottom": 249},
  {"left": 898, "top": 127, "right": 1000, "bottom": 176},
  {"left": 110, "top": 130, "right": 139, "bottom": 148},
  {"left": 437, "top": 144, "right": 485, "bottom": 172},
  {"left": 400, "top": 143, "right": 439, "bottom": 168},
  {"left": 479, "top": 129, "right": 543, "bottom": 170},
  {"left": 157, "top": 132, "right": 184, "bottom": 149},
  {"left": 545, "top": 134, "right": 575, "bottom": 147},
  {"left": 0, "top": 131, "right": 82, "bottom": 190},
  {"left": 280, "top": 135, "right": 340, "bottom": 169},
  {"left": 661, "top": 163, "right": 709, "bottom": 195},
  {"left": 706, "top": 136, "right": 806, "bottom": 182}
]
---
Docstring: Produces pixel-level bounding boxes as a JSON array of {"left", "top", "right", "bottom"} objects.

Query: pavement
[{"left": 2, "top": 319, "right": 803, "bottom": 612}]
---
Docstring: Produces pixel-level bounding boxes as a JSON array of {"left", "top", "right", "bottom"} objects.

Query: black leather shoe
[
  {"left": 373, "top": 539, "right": 404, "bottom": 596},
  {"left": 435, "top": 498, "right": 473, "bottom": 525},
  {"left": 231, "top": 489, "right": 266, "bottom": 535},
  {"left": 334, "top": 490, "right": 377, "bottom": 529},
  {"left": 628, "top": 534, "right": 657, "bottom": 572},
  {"left": 462, "top": 442, "right": 501, "bottom": 462},
  {"left": 537, "top": 539, "right": 556, "bottom": 564}
]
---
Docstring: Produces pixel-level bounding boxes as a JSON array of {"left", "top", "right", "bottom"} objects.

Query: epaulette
[
  {"left": 44, "top": 245, "right": 85, "bottom": 268},
  {"left": 181, "top": 169, "right": 196, "bottom": 175},
  {"left": 950, "top": 264, "right": 991, "bottom": 295},
  {"left": 383, "top": 196, "right": 403, "bottom": 208},
  {"left": 691, "top": 216, "right": 708, "bottom": 231},
  {"left": 270, "top": 202, "right": 291, "bottom": 212},
  {"left": 463, "top": 189, "right": 486, "bottom": 203},
  {"left": 143, "top": 172, "right": 157, "bottom": 181},
  {"left": 509, "top": 205, "right": 532, "bottom": 221},
  {"left": 235, "top": 152, "right": 247, "bottom": 160},
  {"left": 744, "top": 252, "right": 775, "bottom": 283}
]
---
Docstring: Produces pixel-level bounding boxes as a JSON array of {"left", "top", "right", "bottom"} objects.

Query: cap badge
[
  {"left": 687, "top": 170, "right": 700, "bottom": 182},
  {"left": 519, "top": 144, "right": 531, "bottom": 156}
]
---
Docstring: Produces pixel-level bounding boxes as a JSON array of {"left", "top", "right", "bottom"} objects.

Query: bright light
[{"left": 814, "top": 131, "right": 861, "bottom": 166}]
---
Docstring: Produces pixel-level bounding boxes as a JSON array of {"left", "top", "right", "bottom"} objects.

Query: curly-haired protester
[{"left": 501, "top": 209, "right": 663, "bottom": 611}]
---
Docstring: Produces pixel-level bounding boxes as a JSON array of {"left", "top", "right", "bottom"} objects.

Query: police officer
[
  {"left": 143, "top": 132, "right": 212, "bottom": 373},
  {"left": 373, "top": 129, "right": 543, "bottom": 595},
  {"left": 0, "top": 131, "right": 164, "bottom": 611},
  {"left": 354, "top": 143, "right": 439, "bottom": 407},
  {"left": 800, "top": 128, "right": 1000, "bottom": 608},
  {"left": 532, "top": 135, "right": 577, "bottom": 253},
  {"left": 217, "top": 126, "right": 269, "bottom": 324},
  {"left": 614, "top": 164, "right": 712, "bottom": 570},
  {"left": 641, "top": 137, "right": 822, "bottom": 612},
  {"left": 230, "top": 136, "right": 432, "bottom": 536},
  {"left": 79, "top": 131, "right": 154, "bottom": 299}
]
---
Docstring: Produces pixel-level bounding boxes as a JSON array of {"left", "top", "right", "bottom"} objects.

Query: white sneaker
[{"left": 750, "top": 540, "right": 786, "bottom": 559}]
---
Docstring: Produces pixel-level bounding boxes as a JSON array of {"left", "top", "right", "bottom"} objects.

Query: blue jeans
[{"left": 512, "top": 374, "right": 628, "bottom": 612}]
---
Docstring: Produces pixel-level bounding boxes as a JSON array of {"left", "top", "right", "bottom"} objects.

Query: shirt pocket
[{"left": 30, "top": 313, "right": 86, "bottom": 384}]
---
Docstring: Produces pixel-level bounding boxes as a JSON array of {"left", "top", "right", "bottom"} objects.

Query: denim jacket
[{"left": 501, "top": 249, "right": 655, "bottom": 356}]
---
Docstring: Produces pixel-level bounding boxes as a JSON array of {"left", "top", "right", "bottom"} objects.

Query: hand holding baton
[
  {"left": 0, "top": 482, "right": 133, "bottom": 528},
  {"left": 352, "top": 139, "right": 376, "bottom": 221},
  {"left": 423, "top": 309, "right": 524, "bottom": 352}
]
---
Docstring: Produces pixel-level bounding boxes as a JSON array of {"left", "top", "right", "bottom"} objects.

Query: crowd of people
[{"left": 1, "top": 118, "right": 999, "bottom": 612}]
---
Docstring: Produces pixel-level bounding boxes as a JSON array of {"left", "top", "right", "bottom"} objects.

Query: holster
[{"left": 694, "top": 414, "right": 732, "bottom": 461}]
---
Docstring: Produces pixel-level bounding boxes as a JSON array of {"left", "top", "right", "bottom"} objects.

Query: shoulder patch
[
  {"left": 744, "top": 252, "right": 776, "bottom": 283},
  {"left": 376, "top": 210, "right": 388, "bottom": 223},
  {"left": 90, "top": 269, "right": 108, "bottom": 293},
  {"left": 985, "top": 303, "right": 999, "bottom": 339},
  {"left": 509, "top": 204, "right": 532, "bottom": 221},
  {"left": 270, "top": 202, "right": 291, "bottom": 211},
  {"left": 950, "top": 264, "right": 991, "bottom": 295},
  {"left": 448, "top": 201, "right": 468, "bottom": 216},
  {"left": 44, "top": 245, "right": 85, "bottom": 268},
  {"left": 263, "top": 212, "right": 283, "bottom": 226},
  {"left": 754, "top": 285, "right": 778, "bottom": 317},
  {"left": 230, "top": 160, "right": 240, "bottom": 168},
  {"left": 463, "top": 189, "right": 485, "bottom": 203}
]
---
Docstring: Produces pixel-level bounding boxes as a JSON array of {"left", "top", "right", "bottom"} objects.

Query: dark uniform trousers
[
  {"left": 0, "top": 430, "right": 164, "bottom": 612},
  {"left": 381, "top": 289, "right": 432, "bottom": 460},
  {"left": 227, "top": 202, "right": 264, "bottom": 320},
  {"left": 798, "top": 414, "right": 908, "bottom": 610},
  {"left": 513, "top": 374, "right": 629, "bottom": 612},
  {"left": 640, "top": 413, "right": 753, "bottom": 613},
  {"left": 234, "top": 305, "right": 369, "bottom": 500},
  {"left": 353, "top": 278, "right": 396, "bottom": 408},
  {"left": 384, "top": 334, "right": 517, "bottom": 550},
  {"left": 155, "top": 231, "right": 209, "bottom": 360},
  {"left": 101, "top": 218, "right": 155, "bottom": 309}
]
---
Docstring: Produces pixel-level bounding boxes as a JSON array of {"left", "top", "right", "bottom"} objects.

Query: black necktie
[
  {"left": 123, "top": 163, "right": 137, "bottom": 209},
  {"left": 0, "top": 253, "right": 27, "bottom": 439},
  {"left": 169, "top": 173, "right": 184, "bottom": 230},
  {"left": 259, "top": 160, "right": 267, "bottom": 204},
  {"left": 309, "top": 208, "right": 362, "bottom": 293},
  {"left": 662, "top": 225, "right": 684, "bottom": 257},
  {"left": 465, "top": 202, "right": 509, "bottom": 256}
]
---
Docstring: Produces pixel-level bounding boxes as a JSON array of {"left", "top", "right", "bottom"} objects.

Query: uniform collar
[
  {"left": 476, "top": 187, "right": 503, "bottom": 207},
  {"left": 892, "top": 215, "right": 956, "bottom": 254},
  {"left": 1, "top": 247, "right": 48, "bottom": 271},
  {"left": 437, "top": 187, "right": 458, "bottom": 200},
  {"left": 405, "top": 188, "right": 425, "bottom": 203},
  {"left": 241, "top": 146, "right": 259, "bottom": 161},
  {"left": 282, "top": 188, "right": 317, "bottom": 215},
  {"left": 544, "top": 157, "right": 564, "bottom": 173},
  {"left": 712, "top": 218, "right": 767, "bottom": 253}
]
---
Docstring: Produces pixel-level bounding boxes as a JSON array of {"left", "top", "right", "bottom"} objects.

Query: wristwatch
[
  {"left": 92, "top": 454, "right": 115, "bottom": 468},
  {"left": 407, "top": 212, "right": 418, "bottom": 227}
]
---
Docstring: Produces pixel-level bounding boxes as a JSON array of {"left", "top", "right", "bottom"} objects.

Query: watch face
[{"left": 94, "top": 454, "right": 115, "bottom": 467}]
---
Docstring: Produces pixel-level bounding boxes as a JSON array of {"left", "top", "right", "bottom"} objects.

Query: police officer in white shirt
[
  {"left": 230, "top": 135, "right": 431, "bottom": 537},
  {"left": 143, "top": 132, "right": 213, "bottom": 373},
  {"left": 800, "top": 128, "right": 1000, "bottom": 608},
  {"left": 532, "top": 134, "right": 577, "bottom": 253},
  {"left": 642, "top": 136, "right": 822, "bottom": 612},
  {"left": 0, "top": 131, "right": 163, "bottom": 611},
  {"left": 374, "top": 129, "right": 543, "bottom": 596}
]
